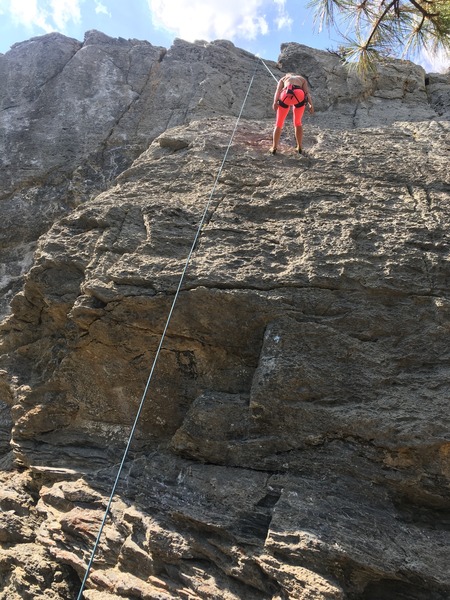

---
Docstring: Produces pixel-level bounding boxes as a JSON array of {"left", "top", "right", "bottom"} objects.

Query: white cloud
[
  {"left": 274, "top": 0, "right": 292, "bottom": 31},
  {"left": 7, "top": 0, "right": 80, "bottom": 32},
  {"left": 49, "top": 0, "right": 81, "bottom": 29},
  {"left": 416, "top": 47, "right": 450, "bottom": 74},
  {"left": 9, "top": 0, "right": 49, "bottom": 30},
  {"left": 148, "top": 0, "right": 270, "bottom": 42},
  {"left": 94, "top": 0, "right": 110, "bottom": 17}
]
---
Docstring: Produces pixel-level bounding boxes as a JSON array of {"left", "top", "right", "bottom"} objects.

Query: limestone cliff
[{"left": 0, "top": 31, "right": 449, "bottom": 600}]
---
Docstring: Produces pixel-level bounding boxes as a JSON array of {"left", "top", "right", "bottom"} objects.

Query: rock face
[{"left": 1, "top": 31, "right": 450, "bottom": 600}]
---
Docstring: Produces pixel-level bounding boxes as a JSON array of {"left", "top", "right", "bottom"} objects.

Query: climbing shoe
[
  {"left": 296, "top": 146, "right": 302, "bottom": 154},
  {"left": 269, "top": 147, "right": 277, "bottom": 155}
]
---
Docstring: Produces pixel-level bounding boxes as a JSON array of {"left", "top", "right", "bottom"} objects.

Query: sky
[{"left": 0, "top": 0, "right": 449, "bottom": 72}]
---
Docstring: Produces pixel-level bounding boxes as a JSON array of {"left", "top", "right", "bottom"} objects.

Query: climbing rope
[
  {"left": 259, "top": 56, "right": 280, "bottom": 83},
  {"left": 76, "top": 59, "right": 260, "bottom": 600}
]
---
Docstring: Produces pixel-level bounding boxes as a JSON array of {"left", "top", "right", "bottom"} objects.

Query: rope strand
[
  {"left": 76, "top": 59, "right": 260, "bottom": 600},
  {"left": 259, "top": 56, "right": 279, "bottom": 82}
]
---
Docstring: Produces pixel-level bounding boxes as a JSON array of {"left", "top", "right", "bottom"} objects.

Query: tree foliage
[{"left": 308, "top": 0, "right": 450, "bottom": 71}]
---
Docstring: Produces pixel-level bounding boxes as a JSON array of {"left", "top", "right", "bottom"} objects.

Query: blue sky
[{"left": 0, "top": 0, "right": 449, "bottom": 71}]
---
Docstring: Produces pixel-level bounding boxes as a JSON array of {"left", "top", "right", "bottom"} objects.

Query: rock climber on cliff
[{"left": 270, "top": 72, "right": 314, "bottom": 155}]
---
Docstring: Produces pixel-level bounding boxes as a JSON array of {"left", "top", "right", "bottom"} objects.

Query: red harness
[{"left": 278, "top": 84, "right": 307, "bottom": 108}]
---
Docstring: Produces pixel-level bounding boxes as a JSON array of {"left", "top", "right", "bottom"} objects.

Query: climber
[{"left": 269, "top": 72, "right": 314, "bottom": 155}]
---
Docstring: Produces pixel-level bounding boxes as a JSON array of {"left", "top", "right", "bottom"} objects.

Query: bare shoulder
[{"left": 294, "top": 75, "right": 307, "bottom": 85}]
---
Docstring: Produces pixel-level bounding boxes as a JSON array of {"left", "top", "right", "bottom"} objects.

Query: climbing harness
[
  {"left": 76, "top": 60, "right": 260, "bottom": 600},
  {"left": 259, "top": 58, "right": 309, "bottom": 108},
  {"left": 277, "top": 84, "right": 307, "bottom": 108}
]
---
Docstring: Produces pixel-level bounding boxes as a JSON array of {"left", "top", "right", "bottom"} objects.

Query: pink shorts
[
  {"left": 276, "top": 104, "right": 306, "bottom": 127},
  {"left": 275, "top": 86, "right": 306, "bottom": 128}
]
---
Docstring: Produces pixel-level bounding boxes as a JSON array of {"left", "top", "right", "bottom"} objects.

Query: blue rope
[{"left": 76, "top": 59, "right": 260, "bottom": 600}]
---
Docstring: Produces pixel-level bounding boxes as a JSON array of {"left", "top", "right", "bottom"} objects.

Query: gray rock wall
[
  {"left": 0, "top": 31, "right": 449, "bottom": 600},
  {"left": 0, "top": 31, "right": 278, "bottom": 318}
]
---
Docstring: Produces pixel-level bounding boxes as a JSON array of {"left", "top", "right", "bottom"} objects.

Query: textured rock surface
[
  {"left": 1, "top": 31, "right": 450, "bottom": 600},
  {"left": 0, "top": 31, "right": 272, "bottom": 317}
]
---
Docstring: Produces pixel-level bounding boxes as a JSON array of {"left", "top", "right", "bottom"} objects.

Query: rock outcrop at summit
[
  {"left": 1, "top": 31, "right": 450, "bottom": 600},
  {"left": 1, "top": 32, "right": 448, "bottom": 319}
]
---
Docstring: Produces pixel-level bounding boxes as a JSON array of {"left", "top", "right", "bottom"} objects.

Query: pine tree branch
[
  {"left": 363, "top": 0, "right": 397, "bottom": 50},
  {"left": 308, "top": 0, "right": 450, "bottom": 70},
  {"left": 408, "top": 0, "right": 439, "bottom": 19}
]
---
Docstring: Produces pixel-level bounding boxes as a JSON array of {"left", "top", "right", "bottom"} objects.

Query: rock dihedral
[{"left": 0, "top": 30, "right": 449, "bottom": 600}]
